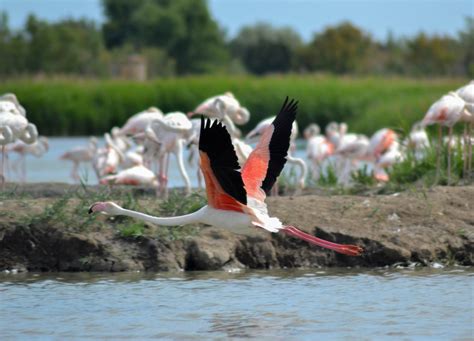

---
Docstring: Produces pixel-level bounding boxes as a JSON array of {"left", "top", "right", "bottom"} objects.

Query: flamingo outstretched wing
[
  {"left": 242, "top": 97, "right": 298, "bottom": 201},
  {"left": 199, "top": 117, "right": 247, "bottom": 212}
]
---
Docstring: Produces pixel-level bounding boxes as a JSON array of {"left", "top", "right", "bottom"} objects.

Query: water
[
  {"left": 5, "top": 137, "right": 310, "bottom": 186},
  {"left": 1, "top": 268, "right": 472, "bottom": 339}
]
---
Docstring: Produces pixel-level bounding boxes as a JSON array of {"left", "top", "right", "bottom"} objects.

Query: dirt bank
[{"left": 0, "top": 183, "right": 473, "bottom": 272}]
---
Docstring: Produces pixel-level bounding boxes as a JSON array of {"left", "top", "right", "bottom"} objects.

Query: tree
[
  {"left": 0, "top": 12, "right": 29, "bottom": 76},
  {"left": 405, "top": 33, "right": 458, "bottom": 75},
  {"left": 101, "top": 0, "right": 228, "bottom": 74},
  {"left": 23, "top": 15, "right": 105, "bottom": 75},
  {"left": 301, "top": 22, "right": 372, "bottom": 74},
  {"left": 458, "top": 17, "right": 474, "bottom": 77},
  {"left": 231, "top": 23, "right": 302, "bottom": 74}
]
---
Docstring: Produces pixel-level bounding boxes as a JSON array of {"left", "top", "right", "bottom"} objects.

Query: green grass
[{"left": 1, "top": 75, "right": 465, "bottom": 136}]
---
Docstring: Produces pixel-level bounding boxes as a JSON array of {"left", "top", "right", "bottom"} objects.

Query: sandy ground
[{"left": 0, "top": 183, "right": 473, "bottom": 272}]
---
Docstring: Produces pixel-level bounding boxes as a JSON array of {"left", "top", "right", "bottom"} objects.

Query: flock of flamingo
[
  {"left": 0, "top": 81, "right": 473, "bottom": 192},
  {"left": 0, "top": 82, "right": 472, "bottom": 255}
]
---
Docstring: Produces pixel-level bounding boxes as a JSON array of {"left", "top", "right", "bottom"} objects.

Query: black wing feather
[
  {"left": 199, "top": 116, "right": 247, "bottom": 205},
  {"left": 261, "top": 97, "right": 298, "bottom": 194}
]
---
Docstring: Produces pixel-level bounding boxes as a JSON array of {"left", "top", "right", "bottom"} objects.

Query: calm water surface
[{"left": 0, "top": 268, "right": 472, "bottom": 340}]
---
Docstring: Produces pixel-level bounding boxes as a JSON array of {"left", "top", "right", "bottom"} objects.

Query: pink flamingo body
[{"left": 100, "top": 165, "right": 157, "bottom": 186}]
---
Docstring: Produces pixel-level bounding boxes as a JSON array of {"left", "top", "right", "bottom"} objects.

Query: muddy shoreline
[{"left": 0, "top": 183, "right": 473, "bottom": 272}]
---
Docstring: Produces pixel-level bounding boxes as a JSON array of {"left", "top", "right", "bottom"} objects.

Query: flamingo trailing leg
[{"left": 89, "top": 98, "right": 363, "bottom": 256}]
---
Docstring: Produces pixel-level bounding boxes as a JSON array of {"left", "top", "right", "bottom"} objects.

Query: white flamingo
[
  {"left": 304, "top": 124, "right": 334, "bottom": 181},
  {"left": 422, "top": 91, "right": 472, "bottom": 183},
  {"left": 456, "top": 81, "right": 474, "bottom": 178},
  {"left": 374, "top": 141, "right": 404, "bottom": 182},
  {"left": 405, "top": 122, "right": 430, "bottom": 161},
  {"left": 189, "top": 92, "right": 250, "bottom": 137},
  {"left": 60, "top": 137, "right": 98, "bottom": 181},
  {"left": 0, "top": 102, "right": 38, "bottom": 186},
  {"left": 334, "top": 134, "right": 370, "bottom": 185},
  {"left": 119, "top": 107, "right": 164, "bottom": 137},
  {"left": 144, "top": 112, "right": 193, "bottom": 196},
  {"left": 100, "top": 165, "right": 158, "bottom": 186},
  {"left": 9, "top": 136, "right": 49, "bottom": 182}
]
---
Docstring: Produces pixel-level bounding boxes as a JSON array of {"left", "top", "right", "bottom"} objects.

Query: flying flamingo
[
  {"left": 89, "top": 98, "right": 363, "bottom": 256},
  {"left": 422, "top": 92, "right": 471, "bottom": 184},
  {"left": 246, "top": 116, "right": 307, "bottom": 192}
]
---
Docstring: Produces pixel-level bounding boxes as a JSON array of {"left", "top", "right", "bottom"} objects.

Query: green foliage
[
  {"left": 388, "top": 143, "right": 465, "bottom": 186},
  {"left": 102, "top": 0, "right": 229, "bottom": 74},
  {"left": 351, "top": 165, "right": 376, "bottom": 187},
  {"left": 118, "top": 222, "right": 145, "bottom": 238},
  {"left": 405, "top": 33, "right": 459, "bottom": 75},
  {"left": 458, "top": 17, "right": 474, "bottom": 77},
  {"left": 301, "top": 22, "right": 372, "bottom": 73},
  {"left": 158, "top": 191, "right": 206, "bottom": 217},
  {"left": 0, "top": 75, "right": 463, "bottom": 136},
  {"left": 231, "top": 23, "right": 302, "bottom": 74},
  {"left": 24, "top": 15, "right": 105, "bottom": 75},
  {"left": 317, "top": 164, "right": 339, "bottom": 187}
]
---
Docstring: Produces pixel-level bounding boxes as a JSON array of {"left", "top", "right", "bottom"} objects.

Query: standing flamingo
[
  {"left": 119, "top": 107, "right": 164, "bottom": 137},
  {"left": 0, "top": 103, "right": 38, "bottom": 186},
  {"left": 189, "top": 92, "right": 250, "bottom": 137},
  {"left": 89, "top": 98, "right": 363, "bottom": 256},
  {"left": 60, "top": 137, "right": 98, "bottom": 181},
  {"left": 304, "top": 124, "right": 334, "bottom": 181},
  {"left": 405, "top": 122, "right": 430, "bottom": 161},
  {"left": 422, "top": 92, "right": 471, "bottom": 184},
  {"left": 456, "top": 81, "right": 474, "bottom": 178},
  {"left": 143, "top": 112, "right": 193, "bottom": 196},
  {"left": 9, "top": 136, "right": 49, "bottom": 182}
]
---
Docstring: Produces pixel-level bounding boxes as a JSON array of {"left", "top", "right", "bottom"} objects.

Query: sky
[{"left": 0, "top": 0, "right": 472, "bottom": 41}]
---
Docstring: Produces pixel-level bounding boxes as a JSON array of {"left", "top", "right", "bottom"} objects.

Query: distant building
[{"left": 113, "top": 54, "right": 147, "bottom": 81}]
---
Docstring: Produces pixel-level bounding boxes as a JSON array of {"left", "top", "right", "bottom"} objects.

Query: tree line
[{"left": 0, "top": 0, "right": 472, "bottom": 78}]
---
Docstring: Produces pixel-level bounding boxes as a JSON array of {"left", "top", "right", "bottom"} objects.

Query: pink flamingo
[
  {"left": 247, "top": 116, "right": 307, "bottom": 192},
  {"left": 422, "top": 92, "right": 472, "bottom": 183},
  {"left": 90, "top": 98, "right": 363, "bottom": 256},
  {"left": 100, "top": 165, "right": 158, "bottom": 186},
  {"left": 456, "top": 81, "right": 474, "bottom": 178}
]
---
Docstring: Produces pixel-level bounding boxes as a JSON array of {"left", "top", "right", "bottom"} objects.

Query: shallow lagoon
[{"left": 1, "top": 268, "right": 472, "bottom": 339}]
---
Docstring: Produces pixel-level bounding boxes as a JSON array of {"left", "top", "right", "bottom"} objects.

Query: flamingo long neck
[
  {"left": 287, "top": 154, "right": 308, "bottom": 186},
  {"left": 115, "top": 206, "right": 206, "bottom": 226}
]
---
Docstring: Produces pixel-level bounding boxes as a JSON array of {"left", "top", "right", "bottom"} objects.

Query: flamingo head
[{"left": 88, "top": 201, "right": 122, "bottom": 215}]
